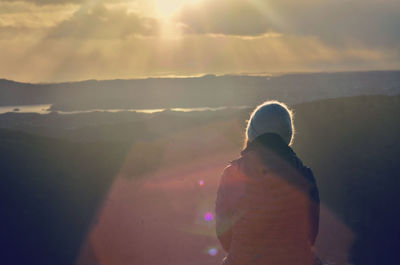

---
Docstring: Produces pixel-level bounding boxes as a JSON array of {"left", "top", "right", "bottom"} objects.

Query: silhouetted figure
[{"left": 215, "top": 101, "right": 320, "bottom": 265}]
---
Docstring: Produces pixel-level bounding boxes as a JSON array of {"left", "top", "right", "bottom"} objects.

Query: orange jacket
[{"left": 215, "top": 135, "right": 319, "bottom": 265}]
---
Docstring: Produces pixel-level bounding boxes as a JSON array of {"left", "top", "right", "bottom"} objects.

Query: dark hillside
[
  {"left": 0, "top": 130, "right": 128, "bottom": 265},
  {"left": 293, "top": 95, "right": 400, "bottom": 264}
]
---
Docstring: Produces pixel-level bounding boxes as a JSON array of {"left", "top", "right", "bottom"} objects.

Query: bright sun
[{"left": 154, "top": 0, "right": 201, "bottom": 17}]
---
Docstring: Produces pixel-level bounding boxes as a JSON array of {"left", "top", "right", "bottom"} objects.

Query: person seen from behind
[{"left": 215, "top": 101, "right": 321, "bottom": 265}]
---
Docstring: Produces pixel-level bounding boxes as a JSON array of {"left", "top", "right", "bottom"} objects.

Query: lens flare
[
  {"left": 208, "top": 247, "right": 218, "bottom": 256},
  {"left": 204, "top": 212, "right": 213, "bottom": 221},
  {"left": 199, "top": 180, "right": 204, "bottom": 186}
]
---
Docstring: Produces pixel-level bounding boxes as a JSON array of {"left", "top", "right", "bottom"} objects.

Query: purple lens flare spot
[{"left": 204, "top": 212, "right": 213, "bottom": 221}]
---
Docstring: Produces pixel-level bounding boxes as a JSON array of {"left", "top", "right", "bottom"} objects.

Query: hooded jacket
[{"left": 215, "top": 133, "right": 320, "bottom": 265}]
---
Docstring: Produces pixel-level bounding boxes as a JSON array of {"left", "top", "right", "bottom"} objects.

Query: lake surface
[
  {"left": 0, "top": 104, "right": 52, "bottom": 114},
  {"left": 0, "top": 104, "right": 250, "bottom": 115}
]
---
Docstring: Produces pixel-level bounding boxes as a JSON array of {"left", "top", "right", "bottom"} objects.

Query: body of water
[
  {"left": 0, "top": 104, "right": 250, "bottom": 115},
  {"left": 0, "top": 104, "right": 52, "bottom": 114}
]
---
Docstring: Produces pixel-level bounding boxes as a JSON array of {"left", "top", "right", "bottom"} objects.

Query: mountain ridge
[{"left": 1, "top": 70, "right": 400, "bottom": 111}]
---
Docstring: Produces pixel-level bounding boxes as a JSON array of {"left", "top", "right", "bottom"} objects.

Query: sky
[{"left": 0, "top": 0, "right": 399, "bottom": 83}]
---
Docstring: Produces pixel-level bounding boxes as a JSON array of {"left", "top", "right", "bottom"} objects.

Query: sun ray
[{"left": 154, "top": 0, "right": 202, "bottom": 18}]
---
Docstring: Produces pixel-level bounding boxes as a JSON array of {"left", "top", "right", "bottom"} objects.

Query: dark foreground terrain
[{"left": 1, "top": 94, "right": 399, "bottom": 265}]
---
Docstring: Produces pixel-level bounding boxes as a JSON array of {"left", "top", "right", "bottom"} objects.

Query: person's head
[{"left": 244, "top": 100, "right": 294, "bottom": 148}]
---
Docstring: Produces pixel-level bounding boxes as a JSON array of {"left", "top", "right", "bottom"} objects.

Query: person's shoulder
[
  {"left": 222, "top": 159, "right": 239, "bottom": 174},
  {"left": 220, "top": 158, "right": 244, "bottom": 182},
  {"left": 295, "top": 157, "right": 316, "bottom": 185}
]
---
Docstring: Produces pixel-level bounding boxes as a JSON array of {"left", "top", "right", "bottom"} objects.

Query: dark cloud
[
  {"left": 0, "top": 0, "right": 83, "bottom": 5},
  {"left": 278, "top": 0, "right": 400, "bottom": 48},
  {"left": 176, "top": 0, "right": 271, "bottom": 36},
  {"left": 0, "top": 0, "right": 80, "bottom": 5},
  {"left": 0, "top": 26, "right": 45, "bottom": 39},
  {"left": 0, "top": 0, "right": 139, "bottom": 6},
  {"left": 47, "top": 4, "right": 159, "bottom": 39},
  {"left": 176, "top": 0, "right": 400, "bottom": 48}
]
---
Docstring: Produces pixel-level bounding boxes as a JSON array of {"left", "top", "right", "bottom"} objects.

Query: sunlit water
[
  {"left": 0, "top": 104, "right": 250, "bottom": 115},
  {"left": 0, "top": 104, "right": 52, "bottom": 114}
]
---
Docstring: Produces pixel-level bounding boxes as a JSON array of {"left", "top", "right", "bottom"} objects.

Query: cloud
[
  {"left": 0, "top": 0, "right": 399, "bottom": 82},
  {"left": 1, "top": 33, "right": 398, "bottom": 83},
  {"left": 0, "top": 0, "right": 82, "bottom": 5},
  {"left": 0, "top": 0, "right": 146, "bottom": 6},
  {"left": 0, "top": 1, "right": 80, "bottom": 38},
  {"left": 276, "top": 0, "right": 400, "bottom": 48},
  {"left": 0, "top": 26, "right": 46, "bottom": 40},
  {"left": 175, "top": 0, "right": 271, "bottom": 36},
  {"left": 176, "top": 0, "right": 400, "bottom": 48},
  {"left": 47, "top": 3, "right": 160, "bottom": 39}
]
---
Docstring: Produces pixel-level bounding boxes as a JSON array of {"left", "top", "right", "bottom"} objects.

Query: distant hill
[{"left": 1, "top": 71, "right": 399, "bottom": 111}]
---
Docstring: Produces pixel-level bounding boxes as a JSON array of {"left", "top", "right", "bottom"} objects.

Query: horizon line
[{"left": 1, "top": 69, "right": 400, "bottom": 85}]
